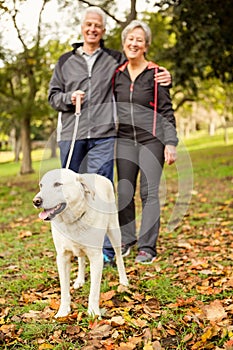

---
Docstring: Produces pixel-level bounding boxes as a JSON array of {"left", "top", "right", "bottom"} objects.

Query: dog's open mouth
[{"left": 39, "top": 203, "right": 66, "bottom": 221}]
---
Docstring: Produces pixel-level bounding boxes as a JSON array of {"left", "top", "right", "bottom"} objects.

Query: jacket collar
[
  {"left": 72, "top": 39, "right": 104, "bottom": 53},
  {"left": 117, "top": 60, "right": 159, "bottom": 72}
]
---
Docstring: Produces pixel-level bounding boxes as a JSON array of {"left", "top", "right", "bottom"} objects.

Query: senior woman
[{"left": 114, "top": 20, "right": 178, "bottom": 264}]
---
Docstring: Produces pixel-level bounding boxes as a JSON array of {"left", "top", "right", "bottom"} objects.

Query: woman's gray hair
[
  {"left": 121, "top": 20, "right": 152, "bottom": 46},
  {"left": 81, "top": 6, "right": 107, "bottom": 28}
]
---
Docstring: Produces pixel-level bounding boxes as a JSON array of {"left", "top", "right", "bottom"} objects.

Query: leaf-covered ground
[{"left": 0, "top": 141, "right": 233, "bottom": 349}]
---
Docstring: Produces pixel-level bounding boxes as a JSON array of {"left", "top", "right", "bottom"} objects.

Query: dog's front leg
[
  {"left": 55, "top": 251, "right": 72, "bottom": 318},
  {"left": 87, "top": 251, "right": 103, "bottom": 316},
  {"left": 73, "top": 256, "right": 86, "bottom": 289}
]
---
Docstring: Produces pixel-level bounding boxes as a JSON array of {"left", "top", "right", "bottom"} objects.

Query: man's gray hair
[
  {"left": 121, "top": 20, "right": 152, "bottom": 46},
  {"left": 81, "top": 6, "right": 107, "bottom": 28}
]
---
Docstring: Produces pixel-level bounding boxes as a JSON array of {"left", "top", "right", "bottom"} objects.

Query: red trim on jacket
[{"left": 117, "top": 60, "right": 159, "bottom": 72}]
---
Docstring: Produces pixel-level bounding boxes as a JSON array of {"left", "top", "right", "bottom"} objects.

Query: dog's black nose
[{"left": 33, "top": 197, "right": 43, "bottom": 208}]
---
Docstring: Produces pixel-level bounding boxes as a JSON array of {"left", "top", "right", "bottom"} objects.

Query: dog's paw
[
  {"left": 120, "top": 278, "right": 129, "bottom": 287},
  {"left": 54, "top": 306, "right": 71, "bottom": 318},
  {"left": 119, "top": 275, "right": 129, "bottom": 286},
  {"left": 73, "top": 278, "right": 85, "bottom": 289},
  {"left": 88, "top": 305, "right": 101, "bottom": 316}
]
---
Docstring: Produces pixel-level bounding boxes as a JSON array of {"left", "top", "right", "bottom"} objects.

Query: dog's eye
[{"left": 54, "top": 182, "right": 62, "bottom": 187}]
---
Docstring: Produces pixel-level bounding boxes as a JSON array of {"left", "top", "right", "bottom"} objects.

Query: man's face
[{"left": 81, "top": 12, "right": 105, "bottom": 46}]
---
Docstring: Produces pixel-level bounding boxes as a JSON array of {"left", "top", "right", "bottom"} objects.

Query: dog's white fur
[{"left": 33, "top": 168, "right": 128, "bottom": 317}]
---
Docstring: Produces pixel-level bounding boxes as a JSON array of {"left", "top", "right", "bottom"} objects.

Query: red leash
[{"left": 152, "top": 66, "right": 158, "bottom": 137}]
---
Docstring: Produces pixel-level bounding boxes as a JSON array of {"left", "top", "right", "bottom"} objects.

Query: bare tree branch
[
  {"left": 77, "top": 0, "right": 137, "bottom": 27},
  {"left": 174, "top": 97, "right": 195, "bottom": 111},
  {"left": 35, "top": 0, "right": 48, "bottom": 52},
  {"left": 11, "top": 3, "right": 28, "bottom": 53},
  {"left": 124, "top": 0, "right": 137, "bottom": 26}
]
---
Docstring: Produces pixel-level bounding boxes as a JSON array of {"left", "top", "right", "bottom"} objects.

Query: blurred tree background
[{"left": 0, "top": 0, "right": 232, "bottom": 174}]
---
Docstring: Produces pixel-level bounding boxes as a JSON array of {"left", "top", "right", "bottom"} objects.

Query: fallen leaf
[
  {"left": 177, "top": 241, "right": 192, "bottom": 249},
  {"left": 117, "top": 284, "right": 132, "bottom": 293},
  {"left": 110, "top": 316, "right": 125, "bottom": 326},
  {"left": 183, "top": 333, "right": 193, "bottom": 342},
  {"left": 204, "top": 300, "right": 227, "bottom": 322},
  {"left": 201, "top": 327, "right": 214, "bottom": 342},
  {"left": 143, "top": 341, "right": 154, "bottom": 349},
  {"left": 38, "top": 344, "right": 54, "bottom": 349},
  {"left": 49, "top": 299, "right": 59, "bottom": 310},
  {"left": 88, "top": 322, "right": 112, "bottom": 339},
  {"left": 65, "top": 325, "right": 80, "bottom": 335},
  {"left": 151, "top": 341, "right": 162, "bottom": 350},
  {"left": 225, "top": 339, "right": 233, "bottom": 350},
  {"left": 18, "top": 230, "right": 33, "bottom": 239},
  {"left": 101, "top": 290, "right": 116, "bottom": 301},
  {"left": 0, "top": 324, "right": 16, "bottom": 334},
  {"left": 118, "top": 342, "right": 136, "bottom": 349},
  {"left": 22, "top": 310, "right": 41, "bottom": 319},
  {"left": 167, "top": 328, "right": 176, "bottom": 336}
]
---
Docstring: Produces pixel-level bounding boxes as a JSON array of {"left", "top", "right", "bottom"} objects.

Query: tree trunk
[
  {"left": 20, "top": 116, "right": 34, "bottom": 174},
  {"left": 224, "top": 125, "right": 229, "bottom": 144},
  {"left": 14, "top": 138, "right": 21, "bottom": 162},
  {"left": 10, "top": 128, "right": 21, "bottom": 162},
  {"left": 209, "top": 121, "right": 215, "bottom": 136}
]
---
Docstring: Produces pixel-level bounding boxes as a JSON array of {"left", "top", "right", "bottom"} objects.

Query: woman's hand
[
  {"left": 156, "top": 66, "right": 172, "bottom": 86},
  {"left": 164, "top": 145, "right": 177, "bottom": 165}
]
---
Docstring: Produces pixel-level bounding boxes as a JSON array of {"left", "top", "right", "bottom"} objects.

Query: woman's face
[{"left": 123, "top": 27, "right": 147, "bottom": 60}]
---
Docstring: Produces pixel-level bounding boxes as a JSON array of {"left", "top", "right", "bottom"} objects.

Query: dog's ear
[{"left": 76, "top": 175, "right": 95, "bottom": 200}]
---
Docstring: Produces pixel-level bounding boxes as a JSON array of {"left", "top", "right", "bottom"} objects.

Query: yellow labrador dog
[{"left": 33, "top": 168, "right": 128, "bottom": 317}]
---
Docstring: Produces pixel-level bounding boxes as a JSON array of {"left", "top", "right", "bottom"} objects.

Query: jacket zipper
[
  {"left": 80, "top": 56, "right": 91, "bottom": 139},
  {"left": 83, "top": 51, "right": 102, "bottom": 139},
  {"left": 129, "top": 82, "right": 137, "bottom": 145}
]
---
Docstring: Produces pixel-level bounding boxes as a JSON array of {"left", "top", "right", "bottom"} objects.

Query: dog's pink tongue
[
  {"left": 39, "top": 210, "right": 49, "bottom": 220},
  {"left": 39, "top": 207, "right": 56, "bottom": 220}
]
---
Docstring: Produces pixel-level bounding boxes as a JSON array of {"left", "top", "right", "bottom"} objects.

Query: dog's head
[{"left": 33, "top": 169, "right": 93, "bottom": 223}]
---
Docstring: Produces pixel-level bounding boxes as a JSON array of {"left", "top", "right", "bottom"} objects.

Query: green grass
[
  {"left": 0, "top": 130, "right": 233, "bottom": 349},
  {"left": 181, "top": 127, "right": 233, "bottom": 150}
]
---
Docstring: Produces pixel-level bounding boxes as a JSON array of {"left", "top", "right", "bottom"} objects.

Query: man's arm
[{"left": 157, "top": 66, "right": 172, "bottom": 86}]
